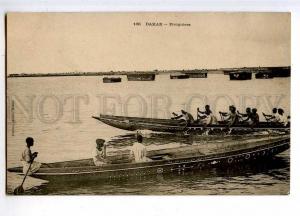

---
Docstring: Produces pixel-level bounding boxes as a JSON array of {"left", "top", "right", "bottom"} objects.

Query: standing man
[{"left": 21, "top": 137, "right": 41, "bottom": 175}]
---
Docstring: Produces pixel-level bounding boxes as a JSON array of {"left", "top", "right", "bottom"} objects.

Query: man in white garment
[
  {"left": 263, "top": 108, "right": 280, "bottom": 123},
  {"left": 277, "top": 108, "right": 288, "bottom": 126},
  {"left": 21, "top": 137, "right": 41, "bottom": 175},
  {"left": 92, "top": 139, "right": 107, "bottom": 166},
  {"left": 197, "top": 105, "right": 218, "bottom": 125},
  {"left": 130, "top": 135, "right": 150, "bottom": 162}
]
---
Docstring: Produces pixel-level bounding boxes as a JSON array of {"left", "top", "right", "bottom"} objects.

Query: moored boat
[
  {"left": 93, "top": 114, "right": 290, "bottom": 133},
  {"left": 170, "top": 74, "right": 190, "bottom": 79},
  {"left": 229, "top": 71, "right": 252, "bottom": 80},
  {"left": 127, "top": 73, "right": 155, "bottom": 81},
  {"left": 255, "top": 71, "right": 273, "bottom": 79},
  {"left": 270, "top": 66, "right": 291, "bottom": 77},
  {"left": 184, "top": 72, "right": 207, "bottom": 78},
  {"left": 7, "top": 136, "right": 290, "bottom": 181},
  {"left": 103, "top": 77, "right": 122, "bottom": 83}
]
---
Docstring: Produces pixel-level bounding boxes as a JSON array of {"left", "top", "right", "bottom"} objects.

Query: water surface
[{"left": 6, "top": 74, "right": 290, "bottom": 195}]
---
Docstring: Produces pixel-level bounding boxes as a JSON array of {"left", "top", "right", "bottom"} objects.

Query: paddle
[
  {"left": 219, "top": 112, "right": 225, "bottom": 122},
  {"left": 13, "top": 157, "right": 35, "bottom": 195},
  {"left": 262, "top": 112, "right": 270, "bottom": 122}
]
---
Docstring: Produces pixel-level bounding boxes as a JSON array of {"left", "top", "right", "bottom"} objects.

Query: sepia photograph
[{"left": 5, "top": 12, "right": 290, "bottom": 195}]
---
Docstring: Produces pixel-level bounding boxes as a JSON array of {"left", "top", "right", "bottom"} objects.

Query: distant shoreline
[{"left": 7, "top": 66, "right": 290, "bottom": 78}]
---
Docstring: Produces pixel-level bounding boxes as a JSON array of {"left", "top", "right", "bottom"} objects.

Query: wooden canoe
[
  {"left": 92, "top": 114, "right": 290, "bottom": 133},
  {"left": 7, "top": 136, "right": 290, "bottom": 181}
]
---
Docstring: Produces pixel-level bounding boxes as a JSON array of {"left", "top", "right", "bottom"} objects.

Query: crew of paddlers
[{"left": 171, "top": 105, "right": 289, "bottom": 127}]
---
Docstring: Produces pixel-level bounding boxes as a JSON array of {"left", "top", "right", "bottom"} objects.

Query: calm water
[{"left": 6, "top": 74, "right": 290, "bottom": 195}]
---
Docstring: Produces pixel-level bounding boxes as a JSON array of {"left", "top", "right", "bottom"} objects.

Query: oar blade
[{"left": 13, "top": 185, "right": 24, "bottom": 195}]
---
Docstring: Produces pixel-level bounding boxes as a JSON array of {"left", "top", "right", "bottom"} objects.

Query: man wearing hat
[{"left": 92, "top": 139, "right": 107, "bottom": 166}]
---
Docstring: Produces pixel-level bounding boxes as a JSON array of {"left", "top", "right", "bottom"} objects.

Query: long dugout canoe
[
  {"left": 92, "top": 114, "right": 290, "bottom": 133},
  {"left": 7, "top": 136, "right": 290, "bottom": 181}
]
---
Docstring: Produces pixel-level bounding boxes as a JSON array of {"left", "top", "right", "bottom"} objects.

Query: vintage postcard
[{"left": 6, "top": 12, "right": 290, "bottom": 195}]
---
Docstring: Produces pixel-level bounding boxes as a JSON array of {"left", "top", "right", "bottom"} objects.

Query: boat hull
[
  {"left": 255, "top": 72, "right": 273, "bottom": 79},
  {"left": 93, "top": 115, "right": 290, "bottom": 133},
  {"left": 229, "top": 72, "right": 252, "bottom": 80},
  {"left": 170, "top": 74, "right": 190, "bottom": 79},
  {"left": 270, "top": 67, "right": 291, "bottom": 77},
  {"left": 127, "top": 74, "right": 155, "bottom": 81},
  {"left": 185, "top": 72, "right": 207, "bottom": 78},
  {"left": 103, "top": 77, "right": 122, "bottom": 83},
  {"left": 7, "top": 137, "right": 290, "bottom": 181}
]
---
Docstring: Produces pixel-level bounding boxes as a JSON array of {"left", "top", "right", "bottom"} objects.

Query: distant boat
[
  {"left": 170, "top": 74, "right": 190, "bottom": 79},
  {"left": 229, "top": 72, "right": 252, "bottom": 80},
  {"left": 127, "top": 74, "right": 155, "bottom": 81},
  {"left": 184, "top": 72, "right": 207, "bottom": 78},
  {"left": 270, "top": 67, "right": 291, "bottom": 77},
  {"left": 255, "top": 72, "right": 273, "bottom": 79},
  {"left": 103, "top": 77, "right": 122, "bottom": 83}
]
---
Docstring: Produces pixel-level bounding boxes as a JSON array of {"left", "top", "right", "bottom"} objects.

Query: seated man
[
  {"left": 263, "top": 108, "right": 280, "bottom": 123},
  {"left": 237, "top": 107, "right": 252, "bottom": 124},
  {"left": 130, "top": 135, "right": 151, "bottom": 162},
  {"left": 92, "top": 139, "right": 107, "bottom": 166},
  {"left": 250, "top": 108, "right": 259, "bottom": 127},
  {"left": 21, "top": 137, "right": 41, "bottom": 175},
  {"left": 220, "top": 105, "right": 239, "bottom": 127},
  {"left": 171, "top": 110, "right": 195, "bottom": 125},
  {"left": 197, "top": 105, "right": 217, "bottom": 125},
  {"left": 277, "top": 108, "right": 288, "bottom": 126}
]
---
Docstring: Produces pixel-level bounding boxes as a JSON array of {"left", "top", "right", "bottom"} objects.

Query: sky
[{"left": 7, "top": 12, "right": 290, "bottom": 74}]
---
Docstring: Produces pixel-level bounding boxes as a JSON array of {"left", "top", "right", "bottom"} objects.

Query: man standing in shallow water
[{"left": 21, "top": 137, "right": 41, "bottom": 175}]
